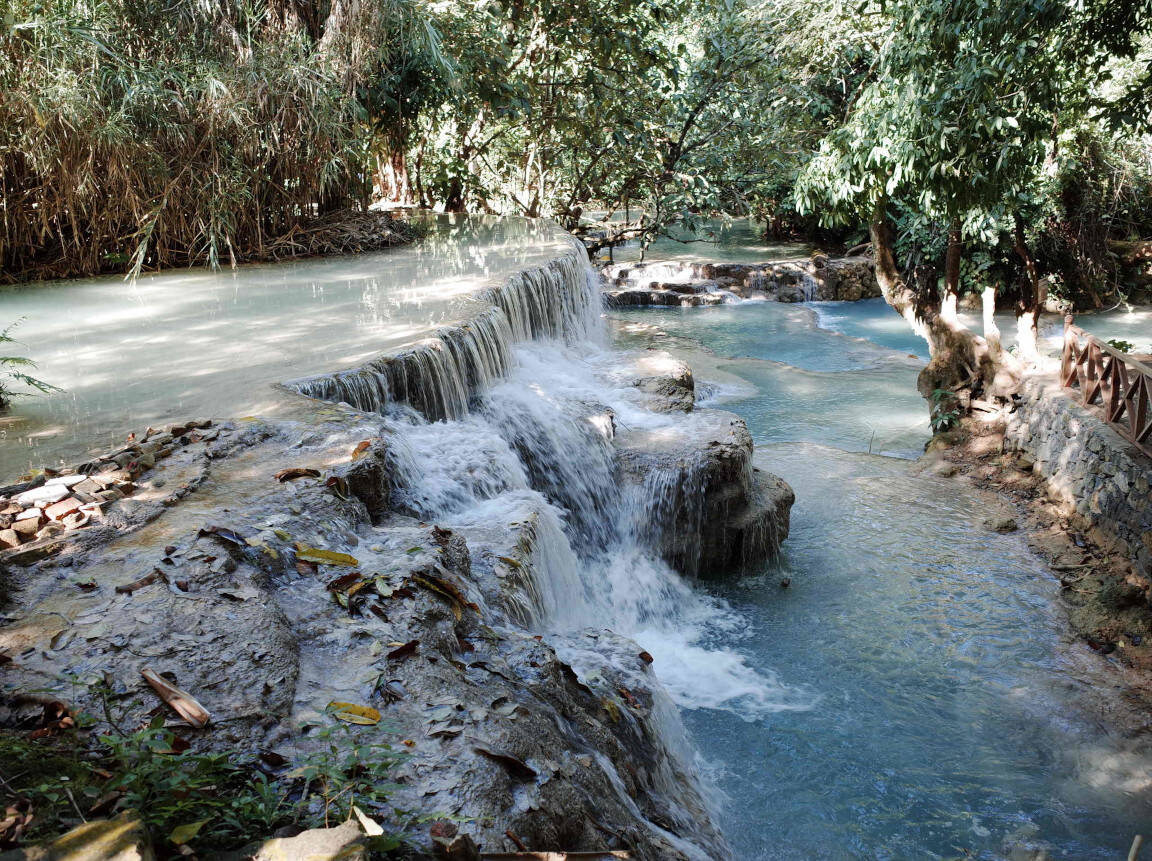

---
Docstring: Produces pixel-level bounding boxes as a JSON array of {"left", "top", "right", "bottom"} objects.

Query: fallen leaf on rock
[
  {"left": 413, "top": 568, "right": 480, "bottom": 618},
  {"left": 428, "top": 722, "right": 464, "bottom": 739},
  {"left": 496, "top": 556, "right": 521, "bottom": 569},
  {"left": 275, "top": 468, "right": 321, "bottom": 482},
  {"left": 296, "top": 544, "right": 358, "bottom": 567},
  {"left": 601, "top": 697, "right": 621, "bottom": 723},
  {"left": 325, "top": 571, "right": 363, "bottom": 592},
  {"left": 75, "top": 579, "right": 97, "bottom": 592},
  {"left": 115, "top": 568, "right": 163, "bottom": 594},
  {"left": 327, "top": 701, "right": 381, "bottom": 725},
  {"left": 351, "top": 440, "right": 372, "bottom": 460},
  {"left": 218, "top": 586, "right": 261, "bottom": 602},
  {"left": 638, "top": 650, "right": 654, "bottom": 665},
  {"left": 618, "top": 687, "right": 641, "bottom": 709},
  {"left": 473, "top": 746, "right": 537, "bottom": 782},
  {"left": 326, "top": 476, "right": 350, "bottom": 499},
  {"left": 351, "top": 805, "right": 384, "bottom": 836},
  {"left": 141, "top": 667, "right": 211, "bottom": 728},
  {"left": 387, "top": 639, "right": 419, "bottom": 661}
]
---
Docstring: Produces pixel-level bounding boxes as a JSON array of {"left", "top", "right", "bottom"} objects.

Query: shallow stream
[{"left": 611, "top": 301, "right": 1152, "bottom": 859}]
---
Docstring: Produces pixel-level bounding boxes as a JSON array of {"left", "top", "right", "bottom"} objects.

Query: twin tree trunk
[{"left": 869, "top": 214, "right": 1000, "bottom": 400}]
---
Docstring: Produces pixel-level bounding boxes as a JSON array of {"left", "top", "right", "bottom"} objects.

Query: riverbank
[{"left": 920, "top": 415, "right": 1152, "bottom": 732}]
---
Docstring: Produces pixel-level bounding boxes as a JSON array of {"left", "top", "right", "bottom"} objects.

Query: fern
[{"left": 0, "top": 319, "right": 61, "bottom": 408}]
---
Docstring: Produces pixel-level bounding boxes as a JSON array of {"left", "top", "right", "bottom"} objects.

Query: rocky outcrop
[
  {"left": 603, "top": 255, "right": 879, "bottom": 305},
  {"left": 615, "top": 409, "right": 794, "bottom": 578},
  {"left": 606, "top": 352, "right": 696, "bottom": 413},
  {"left": 0, "top": 399, "right": 727, "bottom": 860},
  {"left": 1005, "top": 374, "right": 1152, "bottom": 584}
]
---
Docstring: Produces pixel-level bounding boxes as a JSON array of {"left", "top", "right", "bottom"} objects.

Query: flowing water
[
  {"left": 5, "top": 215, "right": 1150, "bottom": 857},
  {"left": 610, "top": 300, "right": 1152, "bottom": 859},
  {"left": 583, "top": 214, "right": 813, "bottom": 265},
  {"left": 0, "top": 214, "right": 573, "bottom": 478}
]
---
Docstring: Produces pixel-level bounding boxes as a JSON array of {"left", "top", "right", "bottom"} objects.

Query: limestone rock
[
  {"left": 603, "top": 255, "right": 879, "bottom": 304},
  {"left": 615, "top": 409, "right": 793, "bottom": 577}
]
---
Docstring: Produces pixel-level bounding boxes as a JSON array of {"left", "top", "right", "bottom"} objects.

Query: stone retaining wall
[{"left": 1005, "top": 375, "right": 1152, "bottom": 576}]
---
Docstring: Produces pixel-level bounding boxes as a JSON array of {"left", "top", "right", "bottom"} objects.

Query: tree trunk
[
  {"left": 870, "top": 213, "right": 993, "bottom": 398},
  {"left": 377, "top": 148, "right": 411, "bottom": 205},
  {"left": 982, "top": 285, "right": 1001, "bottom": 357},
  {"left": 941, "top": 219, "right": 962, "bottom": 325},
  {"left": 1013, "top": 213, "right": 1042, "bottom": 361}
]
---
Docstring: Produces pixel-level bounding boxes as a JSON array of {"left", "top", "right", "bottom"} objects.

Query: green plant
[
  {"left": 929, "top": 388, "right": 961, "bottom": 433},
  {"left": 1107, "top": 338, "right": 1135, "bottom": 353},
  {"left": 0, "top": 319, "right": 60, "bottom": 408},
  {"left": 0, "top": 704, "right": 408, "bottom": 855},
  {"left": 290, "top": 720, "right": 405, "bottom": 841}
]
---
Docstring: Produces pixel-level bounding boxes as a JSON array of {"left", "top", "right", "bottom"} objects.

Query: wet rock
[
  {"left": 2, "top": 411, "right": 727, "bottom": 861},
  {"left": 604, "top": 255, "right": 878, "bottom": 303},
  {"left": 983, "top": 516, "right": 1019, "bottom": 533},
  {"left": 615, "top": 409, "right": 794, "bottom": 577}
]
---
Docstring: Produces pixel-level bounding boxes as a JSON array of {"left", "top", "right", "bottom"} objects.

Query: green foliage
[
  {"left": 0, "top": 713, "right": 406, "bottom": 854},
  {"left": 929, "top": 388, "right": 961, "bottom": 433},
  {"left": 0, "top": 319, "right": 60, "bottom": 408},
  {"left": 1107, "top": 338, "right": 1136, "bottom": 352},
  {"left": 0, "top": 0, "right": 437, "bottom": 281}
]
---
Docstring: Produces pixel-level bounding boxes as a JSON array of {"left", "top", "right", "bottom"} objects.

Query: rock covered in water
[{"left": 614, "top": 409, "right": 794, "bottom": 577}]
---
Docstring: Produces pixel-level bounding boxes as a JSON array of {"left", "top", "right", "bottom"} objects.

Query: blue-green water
[{"left": 611, "top": 300, "right": 1152, "bottom": 859}]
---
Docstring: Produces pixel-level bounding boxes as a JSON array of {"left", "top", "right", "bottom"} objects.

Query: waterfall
[
  {"left": 299, "top": 229, "right": 812, "bottom": 717},
  {"left": 286, "top": 238, "right": 601, "bottom": 421}
]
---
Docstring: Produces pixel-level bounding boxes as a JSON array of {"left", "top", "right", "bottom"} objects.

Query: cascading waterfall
[
  {"left": 295, "top": 236, "right": 815, "bottom": 855},
  {"left": 286, "top": 240, "right": 602, "bottom": 420},
  {"left": 323, "top": 239, "right": 814, "bottom": 720}
]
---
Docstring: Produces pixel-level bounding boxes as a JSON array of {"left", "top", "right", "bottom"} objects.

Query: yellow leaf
[
  {"left": 169, "top": 819, "right": 210, "bottom": 845},
  {"left": 296, "top": 544, "right": 359, "bottom": 567},
  {"left": 327, "top": 701, "right": 380, "bottom": 725}
]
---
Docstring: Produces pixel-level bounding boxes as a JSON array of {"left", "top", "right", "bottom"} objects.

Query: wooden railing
[{"left": 1061, "top": 314, "right": 1152, "bottom": 458}]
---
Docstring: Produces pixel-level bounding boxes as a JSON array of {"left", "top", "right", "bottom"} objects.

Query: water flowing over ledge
[{"left": 285, "top": 240, "right": 601, "bottom": 421}]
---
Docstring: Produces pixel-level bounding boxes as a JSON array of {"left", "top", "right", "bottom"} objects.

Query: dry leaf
[
  {"left": 473, "top": 746, "right": 537, "bottom": 781},
  {"left": 275, "top": 468, "right": 321, "bottom": 482},
  {"left": 296, "top": 544, "right": 358, "bottom": 567},
  {"left": 327, "top": 701, "right": 381, "bottom": 725},
  {"left": 141, "top": 668, "right": 211, "bottom": 728},
  {"left": 387, "top": 639, "right": 419, "bottom": 661}
]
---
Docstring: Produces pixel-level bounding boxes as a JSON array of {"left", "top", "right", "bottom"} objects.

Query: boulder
[{"left": 615, "top": 409, "right": 793, "bottom": 577}]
